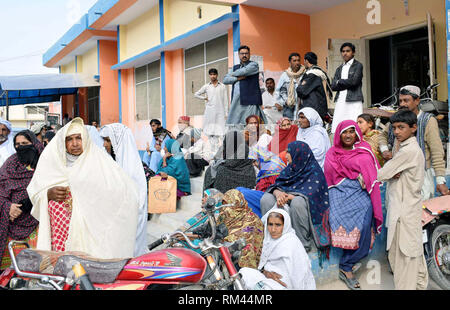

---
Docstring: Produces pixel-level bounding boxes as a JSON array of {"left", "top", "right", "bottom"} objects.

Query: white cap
[{"left": 400, "top": 85, "right": 421, "bottom": 97}]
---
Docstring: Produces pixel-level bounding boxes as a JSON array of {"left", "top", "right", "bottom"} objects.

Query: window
[
  {"left": 135, "top": 60, "right": 161, "bottom": 121},
  {"left": 87, "top": 86, "right": 100, "bottom": 123},
  {"left": 185, "top": 34, "right": 228, "bottom": 116}
]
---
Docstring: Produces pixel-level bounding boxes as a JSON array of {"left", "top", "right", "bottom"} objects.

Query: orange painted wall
[
  {"left": 164, "top": 49, "right": 185, "bottom": 132},
  {"left": 120, "top": 68, "right": 135, "bottom": 129},
  {"left": 62, "top": 94, "right": 76, "bottom": 118},
  {"left": 239, "top": 5, "right": 311, "bottom": 71},
  {"left": 99, "top": 40, "right": 119, "bottom": 125},
  {"left": 78, "top": 88, "right": 88, "bottom": 122}
]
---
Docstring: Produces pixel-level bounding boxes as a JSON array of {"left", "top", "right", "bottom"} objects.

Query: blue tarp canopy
[{"left": 0, "top": 73, "right": 100, "bottom": 106}]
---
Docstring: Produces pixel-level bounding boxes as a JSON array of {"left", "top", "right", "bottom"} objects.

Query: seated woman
[
  {"left": 296, "top": 107, "right": 331, "bottom": 169},
  {"left": 248, "top": 146, "right": 286, "bottom": 192},
  {"left": 260, "top": 141, "right": 331, "bottom": 256},
  {"left": 357, "top": 113, "right": 384, "bottom": 166},
  {"left": 28, "top": 118, "right": 140, "bottom": 259},
  {"left": 244, "top": 115, "right": 272, "bottom": 149},
  {"left": 0, "top": 130, "right": 42, "bottom": 271},
  {"left": 143, "top": 119, "right": 174, "bottom": 173},
  {"left": 267, "top": 117, "right": 298, "bottom": 155},
  {"left": 157, "top": 139, "right": 191, "bottom": 200},
  {"left": 203, "top": 131, "right": 256, "bottom": 194},
  {"left": 324, "top": 120, "right": 383, "bottom": 290},
  {"left": 239, "top": 208, "right": 316, "bottom": 290},
  {"left": 183, "top": 128, "right": 212, "bottom": 177},
  {"left": 218, "top": 189, "right": 264, "bottom": 269}
]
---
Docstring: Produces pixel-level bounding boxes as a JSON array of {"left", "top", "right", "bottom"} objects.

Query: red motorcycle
[{"left": 0, "top": 199, "right": 245, "bottom": 290}]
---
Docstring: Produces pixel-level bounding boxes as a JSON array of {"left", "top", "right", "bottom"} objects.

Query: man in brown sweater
[{"left": 378, "top": 85, "right": 448, "bottom": 199}]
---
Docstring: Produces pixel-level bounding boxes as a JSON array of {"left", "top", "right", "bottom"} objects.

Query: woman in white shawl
[
  {"left": 100, "top": 123, "right": 149, "bottom": 257},
  {"left": 295, "top": 107, "right": 331, "bottom": 169},
  {"left": 239, "top": 208, "right": 316, "bottom": 290},
  {"left": 27, "top": 118, "right": 140, "bottom": 259}
]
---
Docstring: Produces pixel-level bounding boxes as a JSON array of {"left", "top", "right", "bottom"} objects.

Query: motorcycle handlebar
[{"left": 148, "top": 238, "right": 164, "bottom": 250}]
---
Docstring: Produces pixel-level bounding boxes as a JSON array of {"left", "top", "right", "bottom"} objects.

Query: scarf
[
  {"left": 218, "top": 189, "right": 264, "bottom": 269},
  {"left": 296, "top": 107, "right": 331, "bottom": 169},
  {"left": 13, "top": 130, "right": 43, "bottom": 170},
  {"left": 268, "top": 118, "right": 298, "bottom": 154},
  {"left": 306, "top": 65, "right": 333, "bottom": 99},
  {"left": 259, "top": 208, "right": 315, "bottom": 290},
  {"left": 157, "top": 139, "right": 191, "bottom": 193},
  {"left": 285, "top": 66, "right": 305, "bottom": 107},
  {"left": 324, "top": 120, "right": 383, "bottom": 234}
]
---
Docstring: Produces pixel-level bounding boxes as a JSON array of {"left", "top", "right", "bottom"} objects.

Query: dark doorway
[
  {"left": 369, "top": 27, "right": 430, "bottom": 106},
  {"left": 87, "top": 86, "right": 100, "bottom": 125}
]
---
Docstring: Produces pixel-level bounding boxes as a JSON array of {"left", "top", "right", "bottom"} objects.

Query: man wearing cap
[
  {"left": 0, "top": 118, "right": 16, "bottom": 168},
  {"left": 297, "top": 52, "right": 333, "bottom": 121},
  {"left": 379, "top": 85, "right": 449, "bottom": 198},
  {"left": 31, "top": 123, "right": 46, "bottom": 144},
  {"left": 176, "top": 116, "right": 193, "bottom": 152}
]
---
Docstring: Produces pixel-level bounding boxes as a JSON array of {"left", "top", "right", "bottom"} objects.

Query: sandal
[{"left": 339, "top": 269, "right": 361, "bottom": 290}]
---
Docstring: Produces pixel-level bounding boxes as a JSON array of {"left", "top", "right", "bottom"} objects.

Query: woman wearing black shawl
[
  {"left": 203, "top": 130, "right": 256, "bottom": 194},
  {"left": 0, "top": 130, "right": 43, "bottom": 270}
]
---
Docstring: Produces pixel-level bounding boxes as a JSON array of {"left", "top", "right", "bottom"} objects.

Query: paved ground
[{"left": 316, "top": 255, "right": 443, "bottom": 290}]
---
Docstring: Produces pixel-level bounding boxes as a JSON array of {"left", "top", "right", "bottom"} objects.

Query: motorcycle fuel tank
[{"left": 116, "top": 248, "right": 206, "bottom": 283}]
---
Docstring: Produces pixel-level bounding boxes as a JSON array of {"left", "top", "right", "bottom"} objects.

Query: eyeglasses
[{"left": 239, "top": 52, "right": 250, "bottom": 55}]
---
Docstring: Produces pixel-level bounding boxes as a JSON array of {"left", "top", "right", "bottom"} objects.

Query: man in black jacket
[
  {"left": 297, "top": 52, "right": 332, "bottom": 121},
  {"left": 330, "top": 42, "right": 364, "bottom": 134}
]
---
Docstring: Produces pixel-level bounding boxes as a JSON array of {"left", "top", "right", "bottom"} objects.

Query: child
[
  {"left": 357, "top": 113, "right": 384, "bottom": 166},
  {"left": 377, "top": 110, "right": 428, "bottom": 290}
]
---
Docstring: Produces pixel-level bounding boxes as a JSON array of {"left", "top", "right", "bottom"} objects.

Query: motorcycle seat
[{"left": 15, "top": 249, "right": 129, "bottom": 284}]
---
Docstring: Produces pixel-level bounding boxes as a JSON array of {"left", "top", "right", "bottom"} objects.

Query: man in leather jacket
[{"left": 330, "top": 42, "right": 364, "bottom": 133}]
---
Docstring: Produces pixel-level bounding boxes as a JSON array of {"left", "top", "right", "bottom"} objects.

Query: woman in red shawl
[
  {"left": 0, "top": 130, "right": 42, "bottom": 270},
  {"left": 324, "top": 120, "right": 382, "bottom": 290},
  {"left": 244, "top": 115, "right": 272, "bottom": 148},
  {"left": 268, "top": 118, "right": 298, "bottom": 155}
]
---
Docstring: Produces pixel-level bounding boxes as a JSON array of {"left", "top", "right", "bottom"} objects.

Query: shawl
[
  {"left": 0, "top": 130, "right": 42, "bottom": 257},
  {"left": 267, "top": 141, "right": 331, "bottom": 250},
  {"left": 157, "top": 139, "right": 191, "bottom": 193},
  {"left": 268, "top": 119, "right": 298, "bottom": 154},
  {"left": 100, "top": 123, "right": 149, "bottom": 256},
  {"left": 259, "top": 208, "right": 316, "bottom": 290},
  {"left": 218, "top": 189, "right": 264, "bottom": 269},
  {"left": 85, "top": 125, "right": 104, "bottom": 150},
  {"left": 27, "top": 118, "right": 140, "bottom": 259},
  {"left": 296, "top": 107, "right": 331, "bottom": 169},
  {"left": 248, "top": 145, "right": 286, "bottom": 182},
  {"left": 285, "top": 66, "right": 305, "bottom": 107},
  {"left": 324, "top": 120, "right": 383, "bottom": 234},
  {"left": 364, "top": 129, "right": 384, "bottom": 167}
]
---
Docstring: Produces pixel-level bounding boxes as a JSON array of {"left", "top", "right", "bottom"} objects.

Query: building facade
[{"left": 44, "top": 0, "right": 449, "bottom": 154}]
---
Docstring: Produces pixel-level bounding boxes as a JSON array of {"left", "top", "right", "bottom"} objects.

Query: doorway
[{"left": 369, "top": 27, "right": 430, "bottom": 106}]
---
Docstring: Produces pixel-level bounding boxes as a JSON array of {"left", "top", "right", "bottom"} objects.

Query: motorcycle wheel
[{"left": 427, "top": 224, "right": 450, "bottom": 290}]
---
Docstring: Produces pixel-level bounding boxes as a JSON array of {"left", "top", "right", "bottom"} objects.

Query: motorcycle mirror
[{"left": 205, "top": 198, "right": 216, "bottom": 211}]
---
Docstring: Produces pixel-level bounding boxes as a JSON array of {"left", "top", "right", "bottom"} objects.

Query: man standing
[
  {"left": 276, "top": 52, "right": 306, "bottom": 120},
  {"left": 195, "top": 68, "right": 228, "bottom": 153},
  {"left": 297, "top": 52, "right": 333, "bottom": 121},
  {"left": 379, "top": 85, "right": 449, "bottom": 199},
  {"left": 224, "top": 45, "right": 266, "bottom": 127},
  {"left": 0, "top": 118, "right": 15, "bottom": 168},
  {"left": 330, "top": 43, "right": 364, "bottom": 134},
  {"left": 262, "top": 78, "right": 283, "bottom": 125}
]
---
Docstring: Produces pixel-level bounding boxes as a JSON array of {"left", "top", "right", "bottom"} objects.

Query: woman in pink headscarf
[{"left": 324, "top": 120, "right": 382, "bottom": 290}]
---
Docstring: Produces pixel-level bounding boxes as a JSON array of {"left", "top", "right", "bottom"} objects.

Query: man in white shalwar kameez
[
  {"left": 0, "top": 118, "right": 16, "bottom": 168},
  {"left": 195, "top": 68, "right": 228, "bottom": 155},
  {"left": 239, "top": 208, "right": 316, "bottom": 290},
  {"left": 100, "top": 123, "right": 149, "bottom": 257},
  {"left": 27, "top": 118, "right": 140, "bottom": 259}
]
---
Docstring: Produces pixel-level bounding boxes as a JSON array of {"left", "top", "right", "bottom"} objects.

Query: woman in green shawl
[{"left": 157, "top": 139, "right": 191, "bottom": 198}]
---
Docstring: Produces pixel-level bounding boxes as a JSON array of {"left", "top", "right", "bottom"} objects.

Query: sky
[{"left": 0, "top": 0, "right": 98, "bottom": 76}]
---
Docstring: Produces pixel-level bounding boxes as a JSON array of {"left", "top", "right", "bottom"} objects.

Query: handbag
[{"left": 148, "top": 175, "right": 177, "bottom": 214}]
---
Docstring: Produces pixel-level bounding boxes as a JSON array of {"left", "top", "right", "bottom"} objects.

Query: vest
[{"left": 231, "top": 63, "right": 263, "bottom": 106}]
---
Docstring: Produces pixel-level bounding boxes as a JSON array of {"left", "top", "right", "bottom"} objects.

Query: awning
[{"left": 0, "top": 73, "right": 100, "bottom": 106}]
